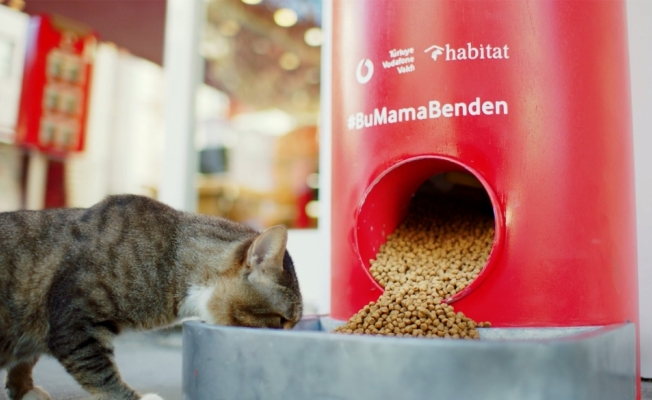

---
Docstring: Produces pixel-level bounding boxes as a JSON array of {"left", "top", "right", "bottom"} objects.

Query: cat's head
[{"left": 196, "top": 225, "right": 303, "bottom": 330}]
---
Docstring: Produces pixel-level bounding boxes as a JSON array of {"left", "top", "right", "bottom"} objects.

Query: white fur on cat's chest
[{"left": 178, "top": 286, "right": 215, "bottom": 324}]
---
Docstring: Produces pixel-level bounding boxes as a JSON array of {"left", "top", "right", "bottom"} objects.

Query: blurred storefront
[{"left": 0, "top": 0, "right": 321, "bottom": 231}]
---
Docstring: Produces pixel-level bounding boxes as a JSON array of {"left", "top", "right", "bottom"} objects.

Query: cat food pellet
[{"left": 334, "top": 193, "right": 494, "bottom": 339}]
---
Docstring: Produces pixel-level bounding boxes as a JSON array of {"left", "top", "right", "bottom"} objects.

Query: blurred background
[
  {"left": 1, "top": 0, "right": 322, "bottom": 228},
  {"left": 0, "top": 0, "right": 328, "bottom": 314}
]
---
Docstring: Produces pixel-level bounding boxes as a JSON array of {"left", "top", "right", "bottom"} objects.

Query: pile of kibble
[{"left": 334, "top": 193, "right": 494, "bottom": 339}]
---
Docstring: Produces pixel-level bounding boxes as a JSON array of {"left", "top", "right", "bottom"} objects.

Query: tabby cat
[{"left": 0, "top": 195, "right": 303, "bottom": 400}]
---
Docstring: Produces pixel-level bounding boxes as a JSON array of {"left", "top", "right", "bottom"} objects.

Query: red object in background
[
  {"left": 294, "top": 189, "right": 317, "bottom": 229},
  {"left": 331, "top": 0, "right": 637, "bottom": 393},
  {"left": 44, "top": 158, "right": 66, "bottom": 209},
  {"left": 16, "top": 14, "right": 96, "bottom": 156}
]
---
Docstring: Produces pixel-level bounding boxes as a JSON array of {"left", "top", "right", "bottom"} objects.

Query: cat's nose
[
  {"left": 281, "top": 317, "right": 298, "bottom": 330},
  {"left": 281, "top": 306, "right": 302, "bottom": 329}
]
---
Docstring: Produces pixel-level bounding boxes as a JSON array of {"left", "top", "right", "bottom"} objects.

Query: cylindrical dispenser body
[{"left": 331, "top": 0, "right": 637, "bottom": 335}]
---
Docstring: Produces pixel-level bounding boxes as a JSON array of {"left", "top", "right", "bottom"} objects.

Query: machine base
[{"left": 182, "top": 318, "right": 635, "bottom": 400}]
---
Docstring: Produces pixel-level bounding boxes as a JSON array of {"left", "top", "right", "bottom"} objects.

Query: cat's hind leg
[
  {"left": 13, "top": 387, "right": 49, "bottom": 400},
  {"left": 4, "top": 357, "right": 50, "bottom": 400},
  {"left": 47, "top": 330, "right": 141, "bottom": 400}
]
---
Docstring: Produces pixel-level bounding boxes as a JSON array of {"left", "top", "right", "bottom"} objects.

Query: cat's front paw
[
  {"left": 140, "top": 394, "right": 164, "bottom": 400},
  {"left": 19, "top": 387, "right": 50, "bottom": 400}
]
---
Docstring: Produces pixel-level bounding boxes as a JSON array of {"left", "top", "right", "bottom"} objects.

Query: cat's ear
[{"left": 246, "top": 225, "right": 288, "bottom": 273}]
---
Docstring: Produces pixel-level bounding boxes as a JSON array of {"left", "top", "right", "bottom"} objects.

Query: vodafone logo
[{"left": 356, "top": 59, "right": 374, "bottom": 84}]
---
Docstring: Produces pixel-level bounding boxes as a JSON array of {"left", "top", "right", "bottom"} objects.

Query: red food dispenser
[{"left": 330, "top": 0, "right": 638, "bottom": 387}]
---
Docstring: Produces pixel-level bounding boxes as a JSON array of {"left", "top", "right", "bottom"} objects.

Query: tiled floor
[
  {"left": 643, "top": 380, "right": 652, "bottom": 399},
  {"left": 0, "top": 330, "right": 183, "bottom": 400}
]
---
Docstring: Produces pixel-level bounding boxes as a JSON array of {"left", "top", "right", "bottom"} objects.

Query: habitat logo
[
  {"left": 424, "top": 45, "right": 444, "bottom": 61},
  {"left": 425, "top": 43, "right": 510, "bottom": 61}
]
